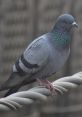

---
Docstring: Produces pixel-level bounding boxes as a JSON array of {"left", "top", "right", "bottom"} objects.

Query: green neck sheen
[{"left": 52, "top": 30, "right": 71, "bottom": 48}]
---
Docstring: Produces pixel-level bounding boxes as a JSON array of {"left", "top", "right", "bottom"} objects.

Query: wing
[
  {"left": 15, "top": 36, "right": 49, "bottom": 75},
  {"left": 0, "top": 36, "right": 49, "bottom": 91}
]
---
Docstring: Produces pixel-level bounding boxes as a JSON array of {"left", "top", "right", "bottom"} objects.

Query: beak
[{"left": 72, "top": 22, "right": 78, "bottom": 28}]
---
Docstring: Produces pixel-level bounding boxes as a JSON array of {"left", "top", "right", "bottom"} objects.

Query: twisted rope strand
[{"left": 0, "top": 72, "right": 82, "bottom": 112}]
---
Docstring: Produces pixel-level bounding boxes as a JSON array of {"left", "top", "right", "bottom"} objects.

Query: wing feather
[{"left": 19, "top": 37, "right": 49, "bottom": 74}]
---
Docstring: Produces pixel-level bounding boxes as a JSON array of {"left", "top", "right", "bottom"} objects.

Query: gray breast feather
[{"left": 34, "top": 47, "right": 70, "bottom": 79}]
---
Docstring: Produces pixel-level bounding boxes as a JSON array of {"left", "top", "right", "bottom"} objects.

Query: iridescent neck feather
[{"left": 51, "top": 26, "right": 71, "bottom": 48}]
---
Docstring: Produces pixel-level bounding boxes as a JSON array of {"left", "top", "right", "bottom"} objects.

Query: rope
[{"left": 0, "top": 72, "right": 82, "bottom": 112}]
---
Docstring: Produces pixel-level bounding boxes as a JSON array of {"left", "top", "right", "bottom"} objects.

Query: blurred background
[{"left": 0, "top": 0, "right": 82, "bottom": 117}]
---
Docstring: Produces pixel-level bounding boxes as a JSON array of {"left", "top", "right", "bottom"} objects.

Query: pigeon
[{"left": 0, "top": 14, "right": 78, "bottom": 97}]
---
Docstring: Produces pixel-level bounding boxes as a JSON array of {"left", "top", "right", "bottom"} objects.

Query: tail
[
  {"left": 4, "top": 78, "right": 36, "bottom": 97},
  {"left": 0, "top": 72, "right": 36, "bottom": 97},
  {"left": 4, "top": 85, "right": 21, "bottom": 97},
  {"left": 0, "top": 72, "right": 17, "bottom": 91}
]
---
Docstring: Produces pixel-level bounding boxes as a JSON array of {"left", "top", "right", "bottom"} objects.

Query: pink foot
[{"left": 37, "top": 79, "right": 55, "bottom": 92}]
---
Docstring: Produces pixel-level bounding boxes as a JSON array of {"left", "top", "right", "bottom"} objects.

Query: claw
[{"left": 37, "top": 79, "right": 55, "bottom": 92}]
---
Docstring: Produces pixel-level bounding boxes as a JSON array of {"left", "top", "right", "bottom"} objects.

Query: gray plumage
[{"left": 0, "top": 14, "right": 78, "bottom": 96}]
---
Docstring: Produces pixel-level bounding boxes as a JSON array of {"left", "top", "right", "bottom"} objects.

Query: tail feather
[
  {"left": 4, "top": 78, "right": 36, "bottom": 97},
  {"left": 0, "top": 72, "right": 17, "bottom": 91},
  {"left": 0, "top": 71, "right": 36, "bottom": 96},
  {"left": 0, "top": 72, "right": 27, "bottom": 91},
  {"left": 4, "top": 85, "right": 21, "bottom": 97}
]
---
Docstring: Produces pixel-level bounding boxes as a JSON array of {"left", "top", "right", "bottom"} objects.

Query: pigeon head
[
  {"left": 54, "top": 14, "right": 78, "bottom": 32},
  {"left": 51, "top": 14, "right": 78, "bottom": 48}
]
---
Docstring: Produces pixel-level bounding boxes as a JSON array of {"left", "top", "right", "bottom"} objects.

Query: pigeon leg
[{"left": 37, "top": 79, "right": 55, "bottom": 91}]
